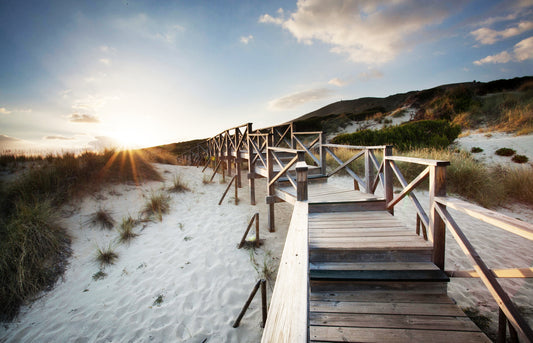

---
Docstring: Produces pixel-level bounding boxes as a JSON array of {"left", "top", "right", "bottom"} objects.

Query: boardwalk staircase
[{"left": 182, "top": 122, "right": 533, "bottom": 343}]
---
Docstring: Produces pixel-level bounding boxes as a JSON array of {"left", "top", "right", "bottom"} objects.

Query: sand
[{"left": 0, "top": 165, "right": 292, "bottom": 343}]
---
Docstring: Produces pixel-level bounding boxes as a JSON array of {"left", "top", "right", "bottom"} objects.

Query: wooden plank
[
  {"left": 385, "top": 155, "right": 451, "bottom": 167},
  {"left": 309, "top": 201, "right": 387, "bottom": 213},
  {"left": 309, "top": 229, "right": 413, "bottom": 238},
  {"left": 309, "top": 221, "right": 407, "bottom": 228},
  {"left": 309, "top": 235, "right": 430, "bottom": 245},
  {"left": 309, "top": 262, "right": 439, "bottom": 271},
  {"left": 309, "top": 326, "right": 490, "bottom": 343},
  {"left": 436, "top": 196, "right": 533, "bottom": 241},
  {"left": 445, "top": 267, "right": 533, "bottom": 278},
  {"left": 309, "top": 300, "right": 464, "bottom": 316},
  {"left": 309, "top": 249, "right": 433, "bottom": 264},
  {"left": 309, "top": 211, "right": 392, "bottom": 220},
  {"left": 309, "top": 238, "right": 433, "bottom": 250},
  {"left": 310, "top": 312, "right": 481, "bottom": 332},
  {"left": 309, "top": 291, "right": 453, "bottom": 303},
  {"left": 261, "top": 202, "right": 308, "bottom": 343}
]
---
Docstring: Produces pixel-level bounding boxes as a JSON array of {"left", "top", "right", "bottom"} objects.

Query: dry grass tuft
[
  {"left": 117, "top": 216, "right": 139, "bottom": 243},
  {"left": 168, "top": 174, "right": 190, "bottom": 193},
  {"left": 142, "top": 191, "right": 171, "bottom": 221},
  {"left": 86, "top": 208, "right": 115, "bottom": 230},
  {"left": 95, "top": 244, "right": 118, "bottom": 267}
]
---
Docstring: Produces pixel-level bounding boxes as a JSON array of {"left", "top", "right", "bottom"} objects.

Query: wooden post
[
  {"left": 267, "top": 134, "right": 275, "bottom": 232},
  {"left": 235, "top": 128, "right": 242, "bottom": 188},
  {"left": 296, "top": 151, "right": 308, "bottom": 201},
  {"left": 247, "top": 123, "right": 256, "bottom": 205},
  {"left": 430, "top": 164, "right": 447, "bottom": 270},
  {"left": 232, "top": 279, "right": 262, "bottom": 328},
  {"left": 383, "top": 145, "right": 394, "bottom": 215},
  {"left": 226, "top": 132, "right": 233, "bottom": 177},
  {"left": 260, "top": 279, "right": 267, "bottom": 328},
  {"left": 365, "top": 149, "right": 375, "bottom": 194},
  {"left": 497, "top": 308, "right": 507, "bottom": 343},
  {"left": 290, "top": 122, "right": 295, "bottom": 149},
  {"left": 319, "top": 132, "right": 326, "bottom": 176}
]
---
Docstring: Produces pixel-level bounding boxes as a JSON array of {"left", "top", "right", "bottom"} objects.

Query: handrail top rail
[
  {"left": 248, "top": 132, "right": 270, "bottom": 137},
  {"left": 255, "top": 123, "right": 292, "bottom": 132},
  {"left": 323, "top": 143, "right": 389, "bottom": 150},
  {"left": 208, "top": 123, "right": 252, "bottom": 140},
  {"left": 385, "top": 155, "right": 451, "bottom": 167},
  {"left": 268, "top": 147, "right": 305, "bottom": 154},
  {"left": 436, "top": 196, "right": 533, "bottom": 240},
  {"left": 293, "top": 131, "right": 322, "bottom": 135}
]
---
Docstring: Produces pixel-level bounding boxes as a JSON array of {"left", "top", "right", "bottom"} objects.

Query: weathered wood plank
[
  {"left": 309, "top": 291, "right": 453, "bottom": 303},
  {"left": 309, "top": 326, "right": 490, "bottom": 343},
  {"left": 310, "top": 312, "right": 481, "bottom": 332},
  {"left": 309, "top": 262, "right": 439, "bottom": 271},
  {"left": 261, "top": 202, "right": 308, "bottom": 343},
  {"left": 310, "top": 300, "right": 465, "bottom": 316}
]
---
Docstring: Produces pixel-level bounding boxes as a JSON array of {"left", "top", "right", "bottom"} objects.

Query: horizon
[{"left": 1, "top": 0, "right": 533, "bottom": 153}]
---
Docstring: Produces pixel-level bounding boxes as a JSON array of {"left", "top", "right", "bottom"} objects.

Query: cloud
[
  {"left": 471, "top": 21, "right": 533, "bottom": 45},
  {"left": 88, "top": 136, "right": 119, "bottom": 150},
  {"left": 358, "top": 69, "right": 384, "bottom": 81},
  {"left": 269, "top": 88, "right": 334, "bottom": 110},
  {"left": 44, "top": 135, "right": 75, "bottom": 140},
  {"left": 240, "top": 35, "right": 254, "bottom": 44},
  {"left": 328, "top": 78, "right": 349, "bottom": 87},
  {"left": 0, "top": 134, "right": 20, "bottom": 142},
  {"left": 99, "top": 58, "right": 111, "bottom": 65},
  {"left": 68, "top": 113, "right": 100, "bottom": 123},
  {"left": 259, "top": 0, "right": 463, "bottom": 64},
  {"left": 474, "top": 36, "right": 533, "bottom": 65},
  {"left": 0, "top": 107, "right": 11, "bottom": 114}
]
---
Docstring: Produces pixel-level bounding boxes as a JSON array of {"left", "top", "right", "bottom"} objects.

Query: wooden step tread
[
  {"left": 309, "top": 262, "right": 439, "bottom": 271},
  {"left": 310, "top": 291, "right": 454, "bottom": 303},
  {"left": 309, "top": 269, "right": 450, "bottom": 282}
]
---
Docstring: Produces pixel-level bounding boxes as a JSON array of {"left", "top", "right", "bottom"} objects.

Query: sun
[{"left": 109, "top": 125, "right": 160, "bottom": 149}]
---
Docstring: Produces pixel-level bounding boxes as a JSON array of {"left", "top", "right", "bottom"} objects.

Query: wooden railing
[{"left": 322, "top": 144, "right": 386, "bottom": 194}]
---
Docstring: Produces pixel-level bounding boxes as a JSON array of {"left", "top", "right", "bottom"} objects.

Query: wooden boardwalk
[{"left": 185, "top": 122, "right": 533, "bottom": 342}]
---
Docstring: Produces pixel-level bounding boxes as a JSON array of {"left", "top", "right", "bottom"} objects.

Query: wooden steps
[{"left": 307, "top": 210, "right": 490, "bottom": 342}]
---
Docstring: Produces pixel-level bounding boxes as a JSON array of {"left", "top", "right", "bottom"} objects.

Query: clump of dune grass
[
  {"left": 95, "top": 243, "right": 118, "bottom": 267},
  {"left": 202, "top": 175, "right": 212, "bottom": 184},
  {"left": 153, "top": 294, "right": 164, "bottom": 307},
  {"left": 471, "top": 147, "right": 483, "bottom": 153},
  {"left": 142, "top": 191, "right": 171, "bottom": 221},
  {"left": 117, "top": 216, "right": 139, "bottom": 243},
  {"left": 168, "top": 174, "right": 190, "bottom": 193},
  {"left": 86, "top": 207, "right": 115, "bottom": 230},
  {"left": 92, "top": 270, "right": 107, "bottom": 281},
  {"left": 497, "top": 165, "right": 533, "bottom": 204},
  {"left": 0, "top": 200, "right": 71, "bottom": 320},
  {"left": 495, "top": 147, "right": 516, "bottom": 157},
  {"left": 511, "top": 154, "right": 529, "bottom": 164}
]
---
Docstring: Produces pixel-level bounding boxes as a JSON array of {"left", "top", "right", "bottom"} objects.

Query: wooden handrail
[
  {"left": 385, "top": 155, "right": 450, "bottom": 166},
  {"left": 435, "top": 196, "right": 533, "bottom": 240},
  {"left": 293, "top": 131, "right": 322, "bottom": 135},
  {"left": 267, "top": 147, "right": 304, "bottom": 153},
  {"left": 435, "top": 203, "right": 533, "bottom": 342},
  {"left": 268, "top": 155, "right": 299, "bottom": 187},
  {"left": 323, "top": 143, "right": 387, "bottom": 150}
]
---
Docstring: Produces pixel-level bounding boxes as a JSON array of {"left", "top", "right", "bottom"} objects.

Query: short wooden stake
[
  {"left": 497, "top": 308, "right": 507, "bottom": 343},
  {"left": 218, "top": 175, "right": 238, "bottom": 205},
  {"left": 232, "top": 279, "right": 267, "bottom": 328},
  {"left": 238, "top": 213, "right": 259, "bottom": 249}
]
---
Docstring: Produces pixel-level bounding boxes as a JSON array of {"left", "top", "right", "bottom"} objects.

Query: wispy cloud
[
  {"left": 0, "top": 107, "right": 11, "bottom": 114},
  {"left": 68, "top": 113, "right": 100, "bottom": 123},
  {"left": 44, "top": 135, "right": 75, "bottom": 140},
  {"left": 328, "top": 78, "right": 349, "bottom": 87},
  {"left": 269, "top": 88, "right": 334, "bottom": 110},
  {"left": 115, "top": 13, "right": 185, "bottom": 46},
  {"left": 240, "top": 35, "right": 254, "bottom": 44},
  {"left": 474, "top": 36, "right": 533, "bottom": 65},
  {"left": 471, "top": 21, "right": 533, "bottom": 45},
  {"left": 358, "top": 69, "right": 384, "bottom": 81},
  {"left": 259, "top": 0, "right": 463, "bottom": 64},
  {"left": 0, "top": 134, "right": 20, "bottom": 142},
  {"left": 99, "top": 58, "right": 111, "bottom": 65}
]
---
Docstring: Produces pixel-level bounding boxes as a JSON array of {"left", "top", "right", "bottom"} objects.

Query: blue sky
[{"left": 1, "top": 0, "right": 532, "bottom": 152}]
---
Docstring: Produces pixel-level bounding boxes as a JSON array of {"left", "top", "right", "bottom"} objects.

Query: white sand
[
  {"left": 0, "top": 165, "right": 292, "bottom": 342},
  {"left": 456, "top": 131, "right": 533, "bottom": 167}
]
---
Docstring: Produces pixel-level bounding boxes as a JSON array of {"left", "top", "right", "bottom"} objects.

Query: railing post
[
  {"left": 290, "top": 122, "right": 295, "bottom": 149},
  {"left": 430, "top": 163, "right": 447, "bottom": 270},
  {"left": 227, "top": 132, "right": 233, "bottom": 177},
  {"left": 267, "top": 134, "right": 275, "bottom": 232},
  {"left": 296, "top": 151, "right": 308, "bottom": 201},
  {"left": 319, "top": 132, "right": 326, "bottom": 176},
  {"left": 383, "top": 145, "right": 393, "bottom": 215},
  {"left": 235, "top": 128, "right": 242, "bottom": 188},
  {"left": 247, "top": 123, "right": 256, "bottom": 205},
  {"left": 365, "top": 149, "right": 375, "bottom": 194}
]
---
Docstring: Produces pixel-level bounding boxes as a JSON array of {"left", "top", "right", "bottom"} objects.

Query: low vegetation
[
  {"left": 95, "top": 244, "right": 119, "bottom": 267},
  {"left": 495, "top": 147, "right": 516, "bottom": 156},
  {"left": 470, "top": 147, "right": 483, "bottom": 153},
  {"left": 332, "top": 120, "right": 461, "bottom": 151},
  {"left": 0, "top": 149, "right": 163, "bottom": 320},
  {"left": 117, "top": 216, "right": 139, "bottom": 243},
  {"left": 86, "top": 208, "right": 115, "bottom": 230},
  {"left": 168, "top": 174, "right": 190, "bottom": 193},
  {"left": 512, "top": 154, "right": 529, "bottom": 164},
  {"left": 142, "top": 191, "right": 171, "bottom": 221}
]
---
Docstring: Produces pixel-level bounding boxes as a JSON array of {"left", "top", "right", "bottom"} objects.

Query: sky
[{"left": 0, "top": 0, "right": 532, "bottom": 153}]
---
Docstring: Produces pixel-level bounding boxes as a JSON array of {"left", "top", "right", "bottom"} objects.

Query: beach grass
[
  {"left": 168, "top": 174, "right": 190, "bottom": 193},
  {"left": 0, "top": 149, "right": 162, "bottom": 320},
  {"left": 95, "top": 243, "right": 119, "bottom": 267},
  {"left": 142, "top": 191, "right": 171, "bottom": 221},
  {"left": 117, "top": 216, "right": 139, "bottom": 243},
  {"left": 86, "top": 208, "right": 115, "bottom": 230}
]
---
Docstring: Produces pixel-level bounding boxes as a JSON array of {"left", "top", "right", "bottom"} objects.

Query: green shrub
[
  {"left": 331, "top": 120, "right": 461, "bottom": 151},
  {"left": 511, "top": 154, "right": 529, "bottom": 163},
  {"left": 495, "top": 148, "right": 516, "bottom": 156},
  {"left": 470, "top": 147, "right": 483, "bottom": 153}
]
